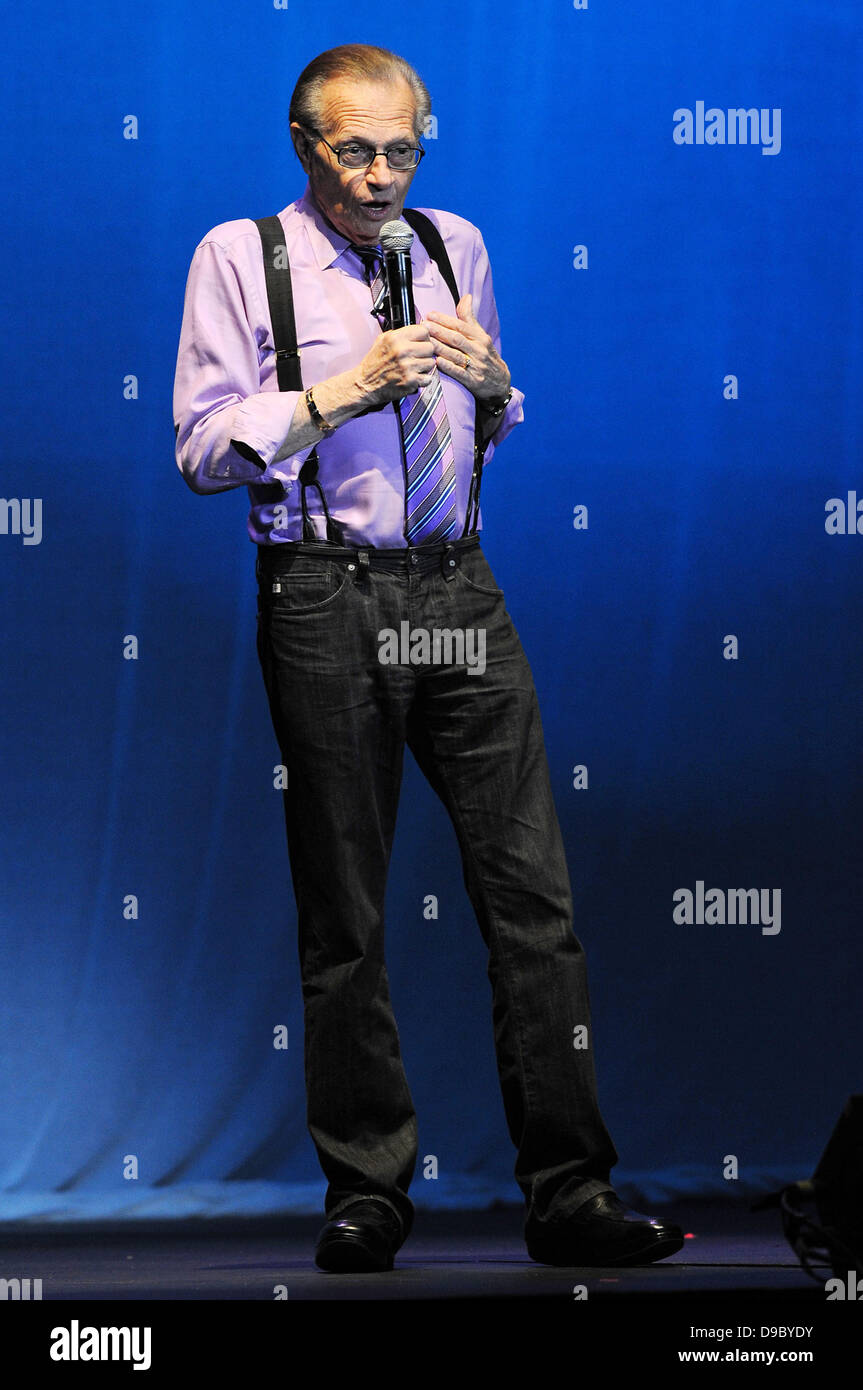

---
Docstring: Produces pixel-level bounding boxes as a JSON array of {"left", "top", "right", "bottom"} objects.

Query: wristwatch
[
  {"left": 305, "top": 386, "right": 336, "bottom": 436},
  {"left": 478, "top": 385, "right": 513, "bottom": 418}
]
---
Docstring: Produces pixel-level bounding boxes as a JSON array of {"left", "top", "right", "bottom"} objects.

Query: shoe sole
[{"left": 526, "top": 1230, "right": 685, "bottom": 1268}]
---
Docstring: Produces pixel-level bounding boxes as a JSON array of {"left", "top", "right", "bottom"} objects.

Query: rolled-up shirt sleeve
[
  {"left": 469, "top": 228, "right": 524, "bottom": 451},
  {"left": 173, "top": 235, "right": 309, "bottom": 494}
]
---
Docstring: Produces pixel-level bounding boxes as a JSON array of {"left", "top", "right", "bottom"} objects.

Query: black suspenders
[
  {"left": 253, "top": 208, "right": 487, "bottom": 544},
  {"left": 255, "top": 215, "right": 344, "bottom": 544}
]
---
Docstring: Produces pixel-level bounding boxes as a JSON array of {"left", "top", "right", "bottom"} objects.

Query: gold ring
[{"left": 463, "top": 354, "right": 471, "bottom": 371}]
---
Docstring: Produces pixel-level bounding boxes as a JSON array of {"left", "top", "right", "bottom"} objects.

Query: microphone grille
[{"left": 380, "top": 219, "right": 414, "bottom": 253}]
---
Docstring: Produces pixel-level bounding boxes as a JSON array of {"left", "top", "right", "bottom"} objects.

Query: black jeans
[{"left": 255, "top": 533, "right": 618, "bottom": 1240}]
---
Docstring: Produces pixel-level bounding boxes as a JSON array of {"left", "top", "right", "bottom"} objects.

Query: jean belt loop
[{"left": 357, "top": 549, "right": 371, "bottom": 581}]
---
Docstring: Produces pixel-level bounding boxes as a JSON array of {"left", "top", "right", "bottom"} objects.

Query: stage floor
[{"left": 0, "top": 1199, "right": 832, "bottom": 1300}]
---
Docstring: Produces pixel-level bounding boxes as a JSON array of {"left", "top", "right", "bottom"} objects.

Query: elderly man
[{"left": 173, "top": 43, "right": 683, "bottom": 1273}]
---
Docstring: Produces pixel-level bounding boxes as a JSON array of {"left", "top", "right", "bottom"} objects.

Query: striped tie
[{"left": 352, "top": 245, "right": 458, "bottom": 546}]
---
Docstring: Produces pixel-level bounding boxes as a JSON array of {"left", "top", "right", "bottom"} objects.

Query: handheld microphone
[{"left": 379, "top": 220, "right": 415, "bottom": 329}]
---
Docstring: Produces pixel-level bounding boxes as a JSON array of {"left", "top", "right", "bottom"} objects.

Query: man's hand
[
  {"left": 426, "top": 294, "right": 511, "bottom": 402},
  {"left": 355, "top": 325, "right": 437, "bottom": 405}
]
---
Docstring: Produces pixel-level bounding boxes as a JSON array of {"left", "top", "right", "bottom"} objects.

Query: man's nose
[{"left": 365, "top": 153, "right": 392, "bottom": 183}]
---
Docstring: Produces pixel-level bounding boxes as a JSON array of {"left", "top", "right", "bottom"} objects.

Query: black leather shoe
[
  {"left": 525, "top": 1191, "right": 685, "bottom": 1267},
  {"left": 314, "top": 1198, "right": 404, "bottom": 1273}
]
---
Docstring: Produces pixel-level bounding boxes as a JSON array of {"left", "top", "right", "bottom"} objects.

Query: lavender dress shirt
[{"left": 173, "top": 185, "right": 524, "bottom": 547}]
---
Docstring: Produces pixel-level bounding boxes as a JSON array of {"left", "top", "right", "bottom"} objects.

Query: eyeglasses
[{"left": 306, "top": 129, "right": 425, "bottom": 171}]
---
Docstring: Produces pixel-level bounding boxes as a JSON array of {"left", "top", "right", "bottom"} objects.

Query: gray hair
[{"left": 289, "top": 44, "right": 431, "bottom": 142}]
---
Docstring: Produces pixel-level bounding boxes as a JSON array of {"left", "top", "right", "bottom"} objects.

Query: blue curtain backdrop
[{"left": 1, "top": 0, "right": 861, "bottom": 1224}]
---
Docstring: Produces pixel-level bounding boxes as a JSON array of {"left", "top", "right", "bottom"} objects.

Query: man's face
[{"left": 293, "top": 76, "right": 421, "bottom": 246}]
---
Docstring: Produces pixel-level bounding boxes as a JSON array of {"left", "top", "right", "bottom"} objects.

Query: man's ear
[{"left": 290, "top": 123, "right": 312, "bottom": 173}]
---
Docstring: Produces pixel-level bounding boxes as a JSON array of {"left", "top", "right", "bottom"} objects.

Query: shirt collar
[
  {"left": 296, "top": 184, "right": 433, "bottom": 283},
  {"left": 298, "top": 185, "right": 352, "bottom": 269}
]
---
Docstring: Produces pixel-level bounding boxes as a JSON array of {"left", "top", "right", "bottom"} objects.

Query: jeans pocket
[
  {"left": 455, "top": 550, "right": 504, "bottom": 597},
  {"left": 264, "top": 560, "right": 355, "bottom": 616}
]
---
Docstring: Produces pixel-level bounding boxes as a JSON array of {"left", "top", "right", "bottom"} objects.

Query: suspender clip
[{"left": 441, "top": 543, "right": 458, "bottom": 581}]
